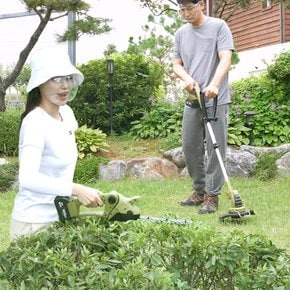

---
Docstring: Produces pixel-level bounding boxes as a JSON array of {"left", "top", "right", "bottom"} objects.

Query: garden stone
[
  {"left": 127, "top": 157, "right": 179, "bottom": 179},
  {"left": 99, "top": 160, "right": 127, "bottom": 181},
  {"left": 240, "top": 144, "right": 290, "bottom": 156},
  {"left": 163, "top": 147, "right": 186, "bottom": 168},
  {"left": 276, "top": 152, "right": 290, "bottom": 173},
  {"left": 225, "top": 147, "right": 257, "bottom": 177}
]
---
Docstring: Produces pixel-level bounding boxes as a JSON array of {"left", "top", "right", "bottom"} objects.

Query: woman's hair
[{"left": 20, "top": 87, "right": 41, "bottom": 127}]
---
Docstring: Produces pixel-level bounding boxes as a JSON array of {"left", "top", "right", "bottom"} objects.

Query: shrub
[
  {"left": 73, "top": 156, "right": 108, "bottom": 184},
  {"left": 0, "top": 218, "right": 289, "bottom": 289},
  {"left": 251, "top": 152, "right": 283, "bottom": 180},
  {"left": 0, "top": 161, "right": 18, "bottom": 192},
  {"left": 0, "top": 109, "right": 21, "bottom": 156},
  {"left": 267, "top": 51, "right": 290, "bottom": 83},
  {"left": 75, "top": 125, "right": 109, "bottom": 160},
  {"left": 71, "top": 53, "right": 163, "bottom": 135}
]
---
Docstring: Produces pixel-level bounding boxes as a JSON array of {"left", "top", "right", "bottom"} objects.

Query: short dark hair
[{"left": 176, "top": 0, "right": 199, "bottom": 4}]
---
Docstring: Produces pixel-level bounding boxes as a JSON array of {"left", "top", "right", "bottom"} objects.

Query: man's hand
[{"left": 204, "top": 83, "right": 219, "bottom": 99}]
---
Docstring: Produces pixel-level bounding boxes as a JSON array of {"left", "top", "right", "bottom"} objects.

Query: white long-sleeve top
[{"left": 12, "top": 105, "right": 78, "bottom": 223}]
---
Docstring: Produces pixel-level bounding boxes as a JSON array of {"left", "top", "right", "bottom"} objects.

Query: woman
[{"left": 10, "top": 46, "right": 103, "bottom": 241}]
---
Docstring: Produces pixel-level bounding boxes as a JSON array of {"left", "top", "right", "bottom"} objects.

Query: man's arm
[
  {"left": 205, "top": 49, "right": 232, "bottom": 98},
  {"left": 172, "top": 58, "right": 197, "bottom": 93}
]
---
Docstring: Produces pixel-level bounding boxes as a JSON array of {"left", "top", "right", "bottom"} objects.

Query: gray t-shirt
[{"left": 173, "top": 17, "right": 234, "bottom": 106}]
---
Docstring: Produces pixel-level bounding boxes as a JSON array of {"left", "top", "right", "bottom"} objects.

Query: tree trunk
[{"left": 0, "top": 87, "right": 6, "bottom": 112}]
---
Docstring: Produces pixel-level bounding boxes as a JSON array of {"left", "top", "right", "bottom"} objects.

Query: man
[{"left": 172, "top": 0, "right": 234, "bottom": 214}]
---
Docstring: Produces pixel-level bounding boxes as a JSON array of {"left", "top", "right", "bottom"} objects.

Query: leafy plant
[
  {"left": 130, "top": 100, "right": 183, "bottom": 139},
  {"left": 0, "top": 218, "right": 289, "bottom": 289},
  {"left": 73, "top": 155, "right": 108, "bottom": 183},
  {"left": 267, "top": 51, "right": 290, "bottom": 83},
  {"left": 75, "top": 125, "right": 109, "bottom": 159},
  {"left": 230, "top": 74, "right": 290, "bottom": 147},
  {"left": 251, "top": 152, "right": 283, "bottom": 180}
]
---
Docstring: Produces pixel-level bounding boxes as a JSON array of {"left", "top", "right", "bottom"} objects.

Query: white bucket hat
[{"left": 27, "top": 46, "right": 84, "bottom": 96}]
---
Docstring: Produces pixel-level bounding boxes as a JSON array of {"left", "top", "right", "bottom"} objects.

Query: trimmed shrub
[
  {"left": 0, "top": 218, "right": 289, "bottom": 289},
  {"left": 0, "top": 109, "right": 21, "bottom": 156},
  {"left": 0, "top": 161, "right": 18, "bottom": 192},
  {"left": 73, "top": 156, "right": 108, "bottom": 184}
]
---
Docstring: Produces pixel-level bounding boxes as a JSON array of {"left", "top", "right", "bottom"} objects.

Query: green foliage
[
  {"left": 267, "top": 51, "right": 290, "bottom": 83},
  {"left": 251, "top": 152, "right": 283, "bottom": 181},
  {"left": 71, "top": 53, "right": 163, "bottom": 135},
  {"left": 229, "top": 74, "right": 290, "bottom": 147},
  {"left": 130, "top": 100, "right": 183, "bottom": 139},
  {"left": 0, "top": 109, "right": 21, "bottom": 156},
  {"left": 0, "top": 219, "right": 289, "bottom": 289},
  {"left": 0, "top": 161, "right": 18, "bottom": 192},
  {"left": 75, "top": 125, "right": 109, "bottom": 160},
  {"left": 73, "top": 155, "right": 108, "bottom": 184}
]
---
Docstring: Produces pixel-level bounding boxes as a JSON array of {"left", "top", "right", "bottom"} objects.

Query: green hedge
[
  {"left": 1, "top": 218, "right": 289, "bottom": 289},
  {"left": 0, "top": 161, "right": 18, "bottom": 192},
  {"left": 0, "top": 109, "right": 21, "bottom": 156},
  {"left": 73, "top": 156, "right": 108, "bottom": 184}
]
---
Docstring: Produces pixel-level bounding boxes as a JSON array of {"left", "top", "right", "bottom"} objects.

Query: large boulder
[
  {"left": 127, "top": 157, "right": 179, "bottom": 179},
  {"left": 99, "top": 160, "right": 127, "bottom": 181},
  {"left": 225, "top": 147, "right": 257, "bottom": 177},
  {"left": 276, "top": 151, "right": 290, "bottom": 173}
]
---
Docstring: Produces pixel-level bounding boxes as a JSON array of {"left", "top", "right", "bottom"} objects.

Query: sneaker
[
  {"left": 198, "top": 194, "right": 218, "bottom": 214},
  {"left": 180, "top": 190, "right": 205, "bottom": 206}
]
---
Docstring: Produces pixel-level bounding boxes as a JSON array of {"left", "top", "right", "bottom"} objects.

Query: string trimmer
[{"left": 189, "top": 86, "right": 255, "bottom": 222}]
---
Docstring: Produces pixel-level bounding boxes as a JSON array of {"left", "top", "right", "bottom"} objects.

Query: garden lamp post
[
  {"left": 244, "top": 111, "right": 256, "bottom": 145},
  {"left": 107, "top": 59, "right": 114, "bottom": 135}
]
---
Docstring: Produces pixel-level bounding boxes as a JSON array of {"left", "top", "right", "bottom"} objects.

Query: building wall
[
  {"left": 219, "top": 0, "right": 290, "bottom": 82},
  {"left": 225, "top": 1, "right": 283, "bottom": 52},
  {"left": 284, "top": 5, "right": 290, "bottom": 42}
]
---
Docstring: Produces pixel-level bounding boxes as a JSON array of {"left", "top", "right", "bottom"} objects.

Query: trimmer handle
[{"left": 54, "top": 191, "right": 141, "bottom": 222}]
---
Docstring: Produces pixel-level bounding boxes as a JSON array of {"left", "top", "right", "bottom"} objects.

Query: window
[{"left": 262, "top": 0, "right": 271, "bottom": 9}]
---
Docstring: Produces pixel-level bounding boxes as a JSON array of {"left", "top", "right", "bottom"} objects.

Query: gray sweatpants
[{"left": 182, "top": 103, "right": 229, "bottom": 195}]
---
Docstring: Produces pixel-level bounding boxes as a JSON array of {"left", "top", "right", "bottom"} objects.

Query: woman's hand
[{"left": 72, "top": 184, "right": 104, "bottom": 207}]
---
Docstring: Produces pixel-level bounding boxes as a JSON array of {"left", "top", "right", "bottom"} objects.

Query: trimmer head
[
  {"left": 220, "top": 189, "right": 255, "bottom": 222},
  {"left": 220, "top": 209, "right": 255, "bottom": 222}
]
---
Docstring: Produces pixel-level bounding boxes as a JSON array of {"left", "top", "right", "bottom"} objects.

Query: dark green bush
[
  {"left": 0, "top": 109, "right": 21, "bottom": 156},
  {"left": 0, "top": 218, "right": 289, "bottom": 289},
  {"left": 73, "top": 156, "right": 108, "bottom": 184},
  {"left": 267, "top": 51, "right": 290, "bottom": 83},
  {"left": 0, "top": 161, "right": 18, "bottom": 192},
  {"left": 71, "top": 53, "right": 163, "bottom": 135}
]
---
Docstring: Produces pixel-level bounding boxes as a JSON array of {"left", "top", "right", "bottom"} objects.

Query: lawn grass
[
  {"left": 1, "top": 172, "right": 289, "bottom": 253},
  {"left": 1, "top": 137, "right": 289, "bottom": 254}
]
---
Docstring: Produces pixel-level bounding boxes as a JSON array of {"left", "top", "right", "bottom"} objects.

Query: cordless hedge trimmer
[{"left": 55, "top": 191, "right": 193, "bottom": 224}]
